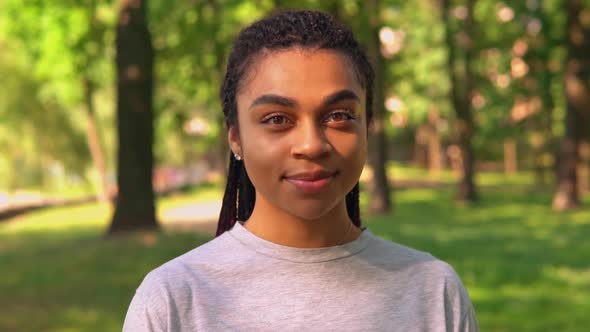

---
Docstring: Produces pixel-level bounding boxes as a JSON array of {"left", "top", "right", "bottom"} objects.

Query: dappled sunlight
[
  {"left": 159, "top": 201, "right": 221, "bottom": 224},
  {"left": 395, "top": 188, "right": 443, "bottom": 202},
  {"left": 58, "top": 307, "right": 101, "bottom": 331},
  {"left": 474, "top": 278, "right": 590, "bottom": 331},
  {"left": 0, "top": 183, "right": 224, "bottom": 238},
  {"left": 543, "top": 265, "right": 590, "bottom": 287},
  {"left": 0, "top": 202, "right": 111, "bottom": 234},
  {"left": 474, "top": 171, "right": 537, "bottom": 187},
  {"left": 141, "top": 231, "right": 158, "bottom": 246}
]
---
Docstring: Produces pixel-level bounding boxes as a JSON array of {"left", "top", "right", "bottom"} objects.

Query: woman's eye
[
  {"left": 326, "top": 111, "right": 354, "bottom": 123},
  {"left": 262, "top": 114, "right": 290, "bottom": 126}
]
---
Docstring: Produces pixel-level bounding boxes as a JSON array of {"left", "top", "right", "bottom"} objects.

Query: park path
[{"left": 161, "top": 200, "right": 221, "bottom": 236}]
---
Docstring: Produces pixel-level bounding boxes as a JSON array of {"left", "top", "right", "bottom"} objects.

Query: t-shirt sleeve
[
  {"left": 122, "top": 289, "right": 166, "bottom": 332},
  {"left": 435, "top": 261, "right": 479, "bottom": 332},
  {"left": 459, "top": 305, "right": 479, "bottom": 332}
]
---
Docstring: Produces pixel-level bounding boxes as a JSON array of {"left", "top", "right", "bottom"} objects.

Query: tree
[
  {"left": 441, "top": 0, "right": 478, "bottom": 202},
  {"left": 148, "top": 1, "right": 271, "bottom": 173},
  {"left": 0, "top": 52, "right": 89, "bottom": 189},
  {"left": 108, "top": 0, "right": 158, "bottom": 234},
  {"left": 365, "top": 0, "right": 393, "bottom": 213},
  {"left": 552, "top": 0, "right": 590, "bottom": 210},
  {"left": 81, "top": 1, "right": 111, "bottom": 201},
  {"left": 0, "top": 0, "right": 114, "bottom": 198}
]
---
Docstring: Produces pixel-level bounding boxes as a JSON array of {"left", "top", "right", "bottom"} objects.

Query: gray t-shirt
[{"left": 123, "top": 222, "right": 478, "bottom": 331}]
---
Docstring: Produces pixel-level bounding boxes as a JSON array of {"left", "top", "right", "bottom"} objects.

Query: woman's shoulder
[
  {"left": 363, "top": 229, "right": 464, "bottom": 284},
  {"left": 124, "top": 231, "right": 246, "bottom": 331},
  {"left": 135, "top": 231, "right": 240, "bottom": 292},
  {"left": 363, "top": 230, "right": 476, "bottom": 326}
]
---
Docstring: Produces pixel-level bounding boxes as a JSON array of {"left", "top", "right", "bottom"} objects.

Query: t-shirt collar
[{"left": 228, "top": 221, "right": 372, "bottom": 263}]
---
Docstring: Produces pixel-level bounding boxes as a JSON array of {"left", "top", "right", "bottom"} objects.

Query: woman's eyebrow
[
  {"left": 322, "top": 89, "right": 360, "bottom": 106},
  {"left": 248, "top": 89, "right": 360, "bottom": 110},
  {"left": 249, "top": 94, "right": 297, "bottom": 110}
]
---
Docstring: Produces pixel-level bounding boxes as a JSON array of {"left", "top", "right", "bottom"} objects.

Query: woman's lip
[
  {"left": 284, "top": 170, "right": 338, "bottom": 181},
  {"left": 284, "top": 173, "right": 337, "bottom": 194}
]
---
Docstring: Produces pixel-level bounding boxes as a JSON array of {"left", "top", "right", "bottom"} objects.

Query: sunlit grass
[
  {"left": 156, "top": 181, "right": 223, "bottom": 213},
  {"left": 387, "top": 161, "right": 539, "bottom": 187},
  {"left": 387, "top": 161, "right": 455, "bottom": 182},
  {"left": 1, "top": 170, "right": 589, "bottom": 331},
  {"left": 1, "top": 182, "right": 223, "bottom": 236}
]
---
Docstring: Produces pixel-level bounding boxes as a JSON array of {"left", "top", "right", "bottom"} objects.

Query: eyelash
[
  {"left": 326, "top": 110, "right": 356, "bottom": 122},
  {"left": 261, "top": 109, "right": 356, "bottom": 126}
]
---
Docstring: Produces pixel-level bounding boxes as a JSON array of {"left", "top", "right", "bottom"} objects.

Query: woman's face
[{"left": 230, "top": 48, "right": 367, "bottom": 221}]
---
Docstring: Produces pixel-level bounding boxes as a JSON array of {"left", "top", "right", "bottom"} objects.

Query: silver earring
[{"left": 234, "top": 153, "right": 241, "bottom": 161}]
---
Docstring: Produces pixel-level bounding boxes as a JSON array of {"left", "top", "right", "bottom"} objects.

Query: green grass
[
  {"left": 1, "top": 173, "right": 589, "bottom": 331},
  {"left": 388, "top": 161, "right": 540, "bottom": 187}
]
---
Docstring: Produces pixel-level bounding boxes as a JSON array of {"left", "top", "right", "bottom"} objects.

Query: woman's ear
[{"left": 228, "top": 126, "right": 242, "bottom": 157}]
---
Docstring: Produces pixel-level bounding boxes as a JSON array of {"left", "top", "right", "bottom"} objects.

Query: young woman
[{"left": 124, "top": 10, "right": 478, "bottom": 331}]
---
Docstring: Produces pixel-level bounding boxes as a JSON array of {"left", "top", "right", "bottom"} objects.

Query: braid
[
  {"left": 216, "top": 10, "right": 372, "bottom": 236},
  {"left": 216, "top": 152, "right": 257, "bottom": 236},
  {"left": 346, "top": 183, "right": 362, "bottom": 227},
  {"left": 237, "top": 159, "right": 256, "bottom": 221},
  {"left": 216, "top": 153, "right": 240, "bottom": 236}
]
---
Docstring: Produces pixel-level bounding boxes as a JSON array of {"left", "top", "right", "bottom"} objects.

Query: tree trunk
[
  {"left": 414, "top": 125, "right": 429, "bottom": 168},
  {"left": 210, "top": 0, "right": 231, "bottom": 177},
  {"left": 366, "top": 0, "right": 392, "bottom": 214},
  {"left": 531, "top": 133, "right": 547, "bottom": 187},
  {"left": 82, "top": 77, "right": 110, "bottom": 201},
  {"left": 525, "top": 5, "right": 557, "bottom": 190},
  {"left": 578, "top": 142, "right": 590, "bottom": 195},
  {"left": 552, "top": 0, "right": 589, "bottom": 210},
  {"left": 442, "top": 0, "right": 478, "bottom": 202},
  {"left": 427, "top": 108, "right": 442, "bottom": 179},
  {"left": 108, "top": 0, "right": 158, "bottom": 234},
  {"left": 503, "top": 138, "right": 517, "bottom": 174}
]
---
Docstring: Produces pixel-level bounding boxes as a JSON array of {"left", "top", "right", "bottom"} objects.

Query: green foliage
[
  {"left": 0, "top": 0, "right": 115, "bottom": 190},
  {"left": 2, "top": 0, "right": 114, "bottom": 104},
  {"left": 0, "top": 0, "right": 586, "bottom": 189},
  {"left": 0, "top": 47, "right": 90, "bottom": 188},
  {"left": 388, "top": 1, "right": 450, "bottom": 123},
  {"left": 149, "top": 0, "right": 274, "bottom": 165}
]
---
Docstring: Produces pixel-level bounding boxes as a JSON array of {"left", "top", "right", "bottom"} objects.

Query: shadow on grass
[{"left": 365, "top": 187, "right": 590, "bottom": 332}]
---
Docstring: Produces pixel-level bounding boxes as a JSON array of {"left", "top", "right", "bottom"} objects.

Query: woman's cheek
[
  {"left": 331, "top": 132, "right": 364, "bottom": 159},
  {"left": 243, "top": 139, "right": 283, "bottom": 177}
]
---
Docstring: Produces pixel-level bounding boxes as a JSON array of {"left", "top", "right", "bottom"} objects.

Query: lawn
[{"left": 0, "top": 170, "right": 589, "bottom": 331}]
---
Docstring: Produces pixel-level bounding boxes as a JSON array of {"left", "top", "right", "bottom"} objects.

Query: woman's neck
[{"left": 243, "top": 194, "right": 361, "bottom": 248}]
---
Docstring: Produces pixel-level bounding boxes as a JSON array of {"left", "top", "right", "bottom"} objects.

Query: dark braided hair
[{"left": 216, "top": 10, "right": 374, "bottom": 236}]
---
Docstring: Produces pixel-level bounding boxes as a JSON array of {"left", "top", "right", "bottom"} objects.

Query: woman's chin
[{"left": 282, "top": 202, "right": 341, "bottom": 222}]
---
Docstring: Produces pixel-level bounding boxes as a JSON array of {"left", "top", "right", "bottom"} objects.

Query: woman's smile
[{"left": 283, "top": 169, "right": 339, "bottom": 194}]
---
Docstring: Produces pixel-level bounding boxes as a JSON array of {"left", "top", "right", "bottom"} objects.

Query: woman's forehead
[{"left": 237, "top": 48, "right": 365, "bottom": 107}]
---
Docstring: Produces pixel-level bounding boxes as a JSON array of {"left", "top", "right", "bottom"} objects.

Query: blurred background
[{"left": 0, "top": 0, "right": 589, "bottom": 331}]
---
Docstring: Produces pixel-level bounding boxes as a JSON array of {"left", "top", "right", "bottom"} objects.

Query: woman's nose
[{"left": 290, "top": 119, "right": 333, "bottom": 159}]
